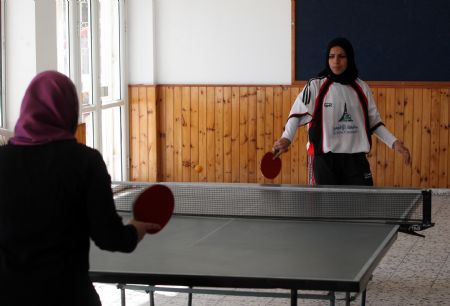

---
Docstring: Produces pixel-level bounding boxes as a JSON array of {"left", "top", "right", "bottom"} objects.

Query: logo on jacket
[{"left": 338, "top": 103, "right": 353, "bottom": 122}]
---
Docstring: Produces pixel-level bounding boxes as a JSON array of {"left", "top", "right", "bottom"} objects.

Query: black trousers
[{"left": 313, "top": 152, "right": 374, "bottom": 186}]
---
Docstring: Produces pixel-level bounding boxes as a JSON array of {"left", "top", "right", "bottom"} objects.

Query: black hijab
[{"left": 318, "top": 37, "right": 359, "bottom": 84}]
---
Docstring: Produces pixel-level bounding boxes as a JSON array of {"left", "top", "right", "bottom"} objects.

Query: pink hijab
[{"left": 10, "top": 71, "right": 79, "bottom": 145}]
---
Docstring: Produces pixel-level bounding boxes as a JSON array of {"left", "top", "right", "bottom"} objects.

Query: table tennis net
[{"left": 112, "top": 182, "right": 432, "bottom": 231}]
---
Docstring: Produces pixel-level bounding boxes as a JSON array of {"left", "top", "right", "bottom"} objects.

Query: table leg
[
  {"left": 149, "top": 289, "right": 155, "bottom": 306},
  {"left": 119, "top": 285, "right": 126, "bottom": 306},
  {"left": 188, "top": 286, "right": 193, "bottom": 306},
  {"left": 361, "top": 289, "right": 366, "bottom": 306},
  {"left": 290, "top": 289, "right": 298, "bottom": 306},
  {"left": 330, "top": 291, "right": 335, "bottom": 306}
]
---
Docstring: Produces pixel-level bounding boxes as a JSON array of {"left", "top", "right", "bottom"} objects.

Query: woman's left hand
[{"left": 393, "top": 140, "right": 411, "bottom": 165}]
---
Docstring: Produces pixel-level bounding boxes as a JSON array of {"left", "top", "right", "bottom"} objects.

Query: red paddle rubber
[
  {"left": 133, "top": 184, "right": 175, "bottom": 234},
  {"left": 260, "top": 151, "right": 282, "bottom": 179}
]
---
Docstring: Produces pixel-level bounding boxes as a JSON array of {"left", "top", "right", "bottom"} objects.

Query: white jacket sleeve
[
  {"left": 373, "top": 125, "right": 397, "bottom": 148},
  {"left": 281, "top": 83, "right": 315, "bottom": 142},
  {"left": 364, "top": 81, "right": 384, "bottom": 129},
  {"left": 361, "top": 80, "right": 397, "bottom": 148}
]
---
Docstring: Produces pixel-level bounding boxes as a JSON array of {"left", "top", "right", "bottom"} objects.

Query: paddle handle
[{"left": 273, "top": 150, "right": 282, "bottom": 160}]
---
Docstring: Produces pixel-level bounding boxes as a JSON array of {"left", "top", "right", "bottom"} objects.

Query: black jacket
[{"left": 0, "top": 140, "right": 137, "bottom": 306}]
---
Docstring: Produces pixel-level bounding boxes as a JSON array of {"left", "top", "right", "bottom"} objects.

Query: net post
[{"left": 422, "top": 190, "right": 432, "bottom": 228}]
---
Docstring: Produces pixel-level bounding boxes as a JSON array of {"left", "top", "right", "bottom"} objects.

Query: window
[{"left": 56, "top": 0, "right": 127, "bottom": 180}]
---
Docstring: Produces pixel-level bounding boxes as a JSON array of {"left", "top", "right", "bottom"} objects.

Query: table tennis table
[{"left": 89, "top": 182, "right": 433, "bottom": 306}]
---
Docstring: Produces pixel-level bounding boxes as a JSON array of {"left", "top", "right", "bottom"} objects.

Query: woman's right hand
[
  {"left": 128, "top": 219, "right": 161, "bottom": 242},
  {"left": 273, "top": 137, "right": 291, "bottom": 154}
]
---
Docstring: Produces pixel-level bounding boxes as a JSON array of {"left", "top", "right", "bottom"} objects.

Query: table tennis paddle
[
  {"left": 133, "top": 184, "right": 175, "bottom": 234},
  {"left": 260, "top": 150, "right": 282, "bottom": 179}
]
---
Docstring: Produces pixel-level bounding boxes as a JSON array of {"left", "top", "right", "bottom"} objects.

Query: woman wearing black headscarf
[
  {"left": 0, "top": 71, "right": 159, "bottom": 306},
  {"left": 273, "top": 37, "right": 410, "bottom": 185}
]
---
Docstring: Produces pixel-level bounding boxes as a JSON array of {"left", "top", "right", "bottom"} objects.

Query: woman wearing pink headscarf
[{"left": 0, "top": 71, "right": 158, "bottom": 306}]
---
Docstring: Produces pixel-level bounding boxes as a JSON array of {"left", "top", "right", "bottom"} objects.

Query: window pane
[
  {"left": 56, "top": 0, "right": 70, "bottom": 75},
  {"left": 82, "top": 112, "right": 94, "bottom": 148},
  {"left": 102, "top": 106, "right": 122, "bottom": 180},
  {"left": 80, "top": 0, "right": 92, "bottom": 106},
  {"left": 99, "top": 0, "right": 121, "bottom": 103}
]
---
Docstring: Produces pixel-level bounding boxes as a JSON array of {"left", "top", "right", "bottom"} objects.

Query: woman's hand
[
  {"left": 128, "top": 219, "right": 161, "bottom": 242},
  {"left": 393, "top": 140, "right": 411, "bottom": 165},
  {"left": 273, "top": 137, "right": 291, "bottom": 154}
]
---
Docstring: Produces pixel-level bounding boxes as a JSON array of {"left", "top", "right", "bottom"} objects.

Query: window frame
[{"left": 59, "top": 0, "right": 129, "bottom": 180}]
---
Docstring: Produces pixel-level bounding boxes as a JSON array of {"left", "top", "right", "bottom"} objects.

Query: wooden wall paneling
[
  {"left": 368, "top": 137, "right": 378, "bottom": 185},
  {"left": 206, "top": 87, "right": 216, "bottom": 182},
  {"left": 256, "top": 87, "right": 266, "bottom": 184},
  {"left": 273, "top": 87, "right": 283, "bottom": 184},
  {"left": 375, "top": 89, "right": 387, "bottom": 186},
  {"left": 299, "top": 124, "right": 309, "bottom": 185},
  {"left": 368, "top": 136, "right": 378, "bottom": 185},
  {"left": 190, "top": 87, "right": 199, "bottom": 182},
  {"left": 289, "top": 87, "right": 300, "bottom": 184},
  {"left": 129, "top": 86, "right": 140, "bottom": 181},
  {"left": 445, "top": 89, "right": 450, "bottom": 188},
  {"left": 264, "top": 87, "right": 275, "bottom": 184},
  {"left": 420, "top": 89, "right": 431, "bottom": 187},
  {"left": 430, "top": 89, "right": 441, "bottom": 187},
  {"left": 402, "top": 89, "right": 414, "bottom": 187},
  {"left": 411, "top": 89, "right": 423, "bottom": 186},
  {"left": 367, "top": 88, "right": 378, "bottom": 183},
  {"left": 293, "top": 87, "right": 308, "bottom": 184},
  {"left": 393, "top": 88, "right": 405, "bottom": 186},
  {"left": 146, "top": 86, "right": 158, "bottom": 182},
  {"left": 173, "top": 87, "right": 183, "bottom": 181},
  {"left": 223, "top": 87, "right": 232, "bottom": 182},
  {"left": 157, "top": 86, "right": 166, "bottom": 182},
  {"left": 138, "top": 87, "right": 149, "bottom": 181},
  {"left": 181, "top": 87, "right": 191, "bottom": 182},
  {"left": 239, "top": 87, "right": 249, "bottom": 182},
  {"left": 384, "top": 88, "right": 395, "bottom": 186},
  {"left": 215, "top": 87, "right": 224, "bottom": 182},
  {"left": 198, "top": 87, "right": 207, "bottom": 182},
  {"left": 248, "top": 87, "right": 257, "bottom": 182},
  {"left": 281, "top": 87, "right": 292, "bottom": 184},
  {"left": 75, "top": 123, "right": 86, "bottom": 145},
  {"left": 129, "top": 84, "right": 450, "bottom": 188},
  {"left": 441, "top": 89, "right": 450, "bottom": 187},
  {"left": 165, "top": 87, "right": 174, "bottom": 181},
  {"left": 231, "top": 87, "right": 240, "bottom": 182}
]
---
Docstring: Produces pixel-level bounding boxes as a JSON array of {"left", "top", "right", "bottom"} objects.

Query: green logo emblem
[{"left": 338, "top": 103, "right": 353, "bottom": 122}]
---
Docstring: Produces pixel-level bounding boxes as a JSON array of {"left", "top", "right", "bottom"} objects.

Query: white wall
[
  {"left": 128, "top": 0, "right": 291, "bottom": 85},
  {"left": 5, "top": 0, "right": 35, "bottom": 129},
  {"left": 35, "top": 0, "right": 57, "bottom": 73},
  {"left": 5, "top": 0, "right": 291, "bottom": 126},
  {"left": 5, "top": 0, "right": 57, "bottom": 129},
  {"left": 127, "top": 0, "right": 155, "bottom": 84}
]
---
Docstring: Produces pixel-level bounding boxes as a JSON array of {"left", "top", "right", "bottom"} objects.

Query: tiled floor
[{"left": 94, "top": 192, "right": 450, "bottom": 306}]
